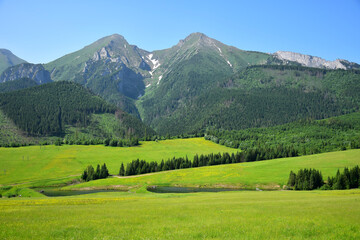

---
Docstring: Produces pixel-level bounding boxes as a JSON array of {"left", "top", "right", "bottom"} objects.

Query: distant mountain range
[{"left": 0, "top": 33, "right": 359, "bottom": 137}]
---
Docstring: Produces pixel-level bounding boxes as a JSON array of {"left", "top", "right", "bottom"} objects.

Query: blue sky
[{"left": 0, "top": 0, "right": 359, "bottom": 64}]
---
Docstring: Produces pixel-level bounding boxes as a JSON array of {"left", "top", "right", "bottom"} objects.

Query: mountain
[
  {"left": 0, "top": 63, "right": 52, "bottom": 84},
  {"left": 141, "top": 64, "right": 360, "bottom": 135},
  {"left": 137, "top": 33, "right": 271, "bottom": 132},
  {"left": 0, "top": 49, "right": 27, "bottom": 75},
  {"left": 272, "top": 51, "right": 360, "bottom": 70},
  {"left": 0, "top": 81, "right": 155, "bottom": 144},
  {"left": 1, "top": 33, "right": 359, "bottom": 137},
  {"left": 44, "top": 34, "right": 151, "bottom": 116}
]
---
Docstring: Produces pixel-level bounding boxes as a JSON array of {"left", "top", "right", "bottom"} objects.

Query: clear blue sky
[{"left": 0, "top": 0, "right": 359, "bottom": 64}]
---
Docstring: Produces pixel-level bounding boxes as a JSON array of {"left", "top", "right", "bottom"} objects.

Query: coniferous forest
[
  {"left": 0, "top": 81, "right": 115, "bottom": 135},
  {"left": 205, "top": 112, "right": 360, "bottom": 155},
  {"left": 287, "top": 166, "right": 360, "bottom": 190}
]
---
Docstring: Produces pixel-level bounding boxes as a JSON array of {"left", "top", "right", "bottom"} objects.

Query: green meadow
[
  {"left": 1, "top": 138, "right": 360, "bottom": 239},
  {"left": 0, "top": 138, "right": 238, "bottom": 186},
  {"left": 0, "top": 190, "right": 360, "bottom": 239},
  {"left": 64, "top": 149, "right": 360, "bottom": 190}
]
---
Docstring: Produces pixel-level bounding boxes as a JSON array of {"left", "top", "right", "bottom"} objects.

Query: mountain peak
[
  {"left": 94, "top": 34, "right": 126, "bottom": 46},
  {"left": 0, "top": 48, "right": 27, "bottom": 75},
  {"left": 176, "top": 32, "right": 216, "bottom": 49}
]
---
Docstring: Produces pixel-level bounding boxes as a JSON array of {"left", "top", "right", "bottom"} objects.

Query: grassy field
[
  {"left": 0, "top": 138, "right": 238, "bottom": 186},
  {"left": 1, "top": 190, "right": 360, "bottom": 239},
  {"left": 1, "top": 139, "right": 360, "bottom": 239},
  {"left": 65, "top": 149, "right": 360, "bottom": 190}
]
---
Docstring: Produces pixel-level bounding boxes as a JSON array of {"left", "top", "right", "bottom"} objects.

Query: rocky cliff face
[
  {"left": 273, "top": 51, "right": 348, "bottom": 70},
  {"left": 0, "top": 63, "right": 52, "bottom": 84}
]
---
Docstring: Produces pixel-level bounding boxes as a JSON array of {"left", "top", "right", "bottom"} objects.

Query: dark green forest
[
  {"left": 288, "top": 166, "right": 360, "bottom": 190},
  {"left": 0, "top": 81, "right": 156, "bottom": 141},
  {"left": 205, "top": 112, "right": 360, "bottom": 156},
  {"left": 0, "top": 78, "right": 38, "bottom": 93},
  {"left": 141, "top": 65, "right": 360, "bottom": 135},
  {"left": 0, "top": 81, "right": 115, "bottom": 136}
]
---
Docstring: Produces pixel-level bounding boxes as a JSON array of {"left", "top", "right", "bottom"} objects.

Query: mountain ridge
[
  {"left": 0, "top": 49, "right": 27, "bottom": 75},
  {"left": 1, "top": 33, "right": 359, "bottom": 136}
]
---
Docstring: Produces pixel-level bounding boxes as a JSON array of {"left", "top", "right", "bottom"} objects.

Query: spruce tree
[
  {"left": 86, "top": 165, "right": 95, "bottom": 182},
  {"left": 119, "top": 163, "right": 125, "bottom": 176},
  {"left": 287, "top": 171, "right": 296, "bottom": 187},
  {"left": 95, "top": 164, "right": 101, "bottom": 179},
  {"left": 100, "top": 163, "right": 109, "bottom": 178}
]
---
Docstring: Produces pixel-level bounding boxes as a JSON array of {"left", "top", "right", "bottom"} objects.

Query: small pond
[
  {"left": 147, "top": 186, "right": 253, "bottom": 193},
  {"left": 38, "top": 189, "right": 126, "bottom": 197}
]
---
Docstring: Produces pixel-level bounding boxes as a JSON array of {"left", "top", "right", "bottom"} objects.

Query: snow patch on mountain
[
  {"left": 157, "top": 75, "right": 163, "bottom": 85},
  {"left": 147, "top": 54, "right": 161, "bottom": 70}
]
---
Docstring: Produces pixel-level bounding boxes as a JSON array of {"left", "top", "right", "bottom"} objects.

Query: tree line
[
  {"left": 287, "top": 168, "right": 324, "bottom": 190},
  {"left": 287, "top": 165, "right": 360, "bottom": 190},
  {"left": 119, "top": 152, "right": 251, "bottom": 177}
]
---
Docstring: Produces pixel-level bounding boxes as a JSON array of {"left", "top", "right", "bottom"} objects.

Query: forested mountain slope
[
  {"left": 0, "top": 82, "right": 155, "bottom": 140},
  {"left": 205, "top": 111, "right": 360, "bottom": 155},
  {"left": 0, "top": 78, "right": 38, "bottom": 93},
  {"left": 143, "top": 65, "right": 360, "bottom": 135}
]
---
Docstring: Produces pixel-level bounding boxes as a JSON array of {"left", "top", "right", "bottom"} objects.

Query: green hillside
[
  {"left": 206, "top": 111, "right": 360, "bottom": 152},
  {"left": 0, "top": 138, "right": 238, "bottom": 186},
  {"left": 0, "top": 81, "right": 155, "bottom": 141},
  {"left": 45, "top": 34, "right": 150, "bottom": 116},
  {"left": 65, "top": 149, "right": 360, "bottom": 190},
  {"left": 0, "top": 109, "right": 34, "bottom": 146},
  {"left": 141, "top": 65, "right": 360, "bottom": 135}
]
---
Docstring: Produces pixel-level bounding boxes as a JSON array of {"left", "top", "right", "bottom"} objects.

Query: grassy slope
[
  {"left": 0, "top": 190, "right": 360, "bottom": 239},
  {"left": 0, "top": 138, "right": 238, "bottom": 186},
  {"left": 0, "top": 109, "right": 34, "bottom": 145},
  {"left": 65, "top": 149, "right": 360, "bottom": 190}
]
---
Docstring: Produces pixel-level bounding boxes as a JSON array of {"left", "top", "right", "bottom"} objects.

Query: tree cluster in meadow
[
  {"left": 287, "top": 169, "right": 323, "bottom": 190},
  {"left": 81, "top": 163, "right": 109, "bottom": 182},
  {"left": 325, "top": 165, "right": 360, "bottom": 190},
  {"left": 287, "top": 165, "right": 360, "bottom": 190}
]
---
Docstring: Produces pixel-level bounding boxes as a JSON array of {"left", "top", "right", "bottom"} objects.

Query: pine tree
[
  {"left": 119, "top": 163, "right": 125, "bottom": 176},
  {"left": 81, "top": 170, "right": 88, "bottom": 181},
  {"left": 287, "top": 171, "right": 296, "bottom": 187},
  {"left": 100, "top": 163, "right": 109, "bottom": 178},
  {"left": 86, "top": 165, "right": 95, "bottom": 182},
  {"left": 95, "top": 164, "right": 101, "bottom": 179}
]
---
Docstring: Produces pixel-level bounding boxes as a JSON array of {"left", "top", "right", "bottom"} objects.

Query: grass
[
  {"left": 0, "top": 109, "right": 33, "bottom": 146},
  {"left": 0, "top": 138, "right": 238, "bottom": 186},
  {"left": 64, "top": 149, "right": 360, "bottom": 190},
  {"left": 1, "top": 138, "right": 360, "bottom": 239},
  {"left": 0, "top": 189, "right": 360, "bottom": 239}
]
